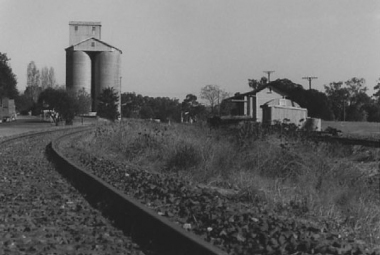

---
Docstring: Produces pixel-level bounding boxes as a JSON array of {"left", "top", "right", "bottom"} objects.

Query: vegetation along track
[
  {"left": 0, "top": 128, "right": 153, "bottom": 255},
  {"left": 51, "top": 129, "right": 227, "bottom": 255},
  {"left": 52, "top": 127, "right": 380, "bottom": 255}
]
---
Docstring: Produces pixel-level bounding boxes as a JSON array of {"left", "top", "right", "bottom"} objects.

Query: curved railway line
[
  {"left": 1, "top": 125, "right": 379, "bottom": 254},
  {"left": 0, "top": 127, "right": 154, "bottom": 254},
  {"left": 0, "top": 127, "right": 225, "bottom": 255},
  {"left": 50, "top": 128, "right": 226, "bottom": 255}
]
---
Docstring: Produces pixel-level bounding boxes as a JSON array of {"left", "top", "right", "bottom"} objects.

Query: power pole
[
  {"left": 302, "top": 76, "right": 317, "bottom": 90},
  {"left": 263, "top": 71, "right": 275, "bottom": 82}
]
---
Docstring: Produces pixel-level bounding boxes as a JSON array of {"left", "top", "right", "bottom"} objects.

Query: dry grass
[{"left": 77, "top": 119, "right": 380, "bottom": 246}]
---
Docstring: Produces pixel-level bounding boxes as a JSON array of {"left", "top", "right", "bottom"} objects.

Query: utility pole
[
  {"left": 119, "top": 76, "right": 122, "bottom": 120},
  {"left": 263, "top": 71, "right": 275, "bottom": 82},
  {"left": 302, "top": 76, "right": 318, "bottom": 90}
]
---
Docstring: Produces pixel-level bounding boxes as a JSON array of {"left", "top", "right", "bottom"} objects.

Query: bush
[
  {"left": 97, "top": 87, "right": 120, "bottom": 121},
  {"left": 165, "top": 142, "right": 202, "bottom": 172}
]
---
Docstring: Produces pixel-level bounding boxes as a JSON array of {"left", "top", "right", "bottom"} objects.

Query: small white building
[
  {"left": 261, "top": 98, "right": 307, "bottom": 126},
  {"left": 223, "top": 81, "right": 308, "bottom": 126}
]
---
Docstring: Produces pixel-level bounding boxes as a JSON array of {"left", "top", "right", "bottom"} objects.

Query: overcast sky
[{"left": 1, "top": 0, "right": 379, "bottom": 101}]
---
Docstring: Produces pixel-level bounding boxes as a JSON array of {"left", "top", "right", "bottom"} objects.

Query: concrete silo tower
[{"left": 65, "top": 21, "right": 122, "bottom": 113}]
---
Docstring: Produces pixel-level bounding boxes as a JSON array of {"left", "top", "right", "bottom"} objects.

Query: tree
[
  {"left": 200, "top": 84, "right": 230, "bottom": 115},
  {"left": 181, "top": 94, "right": 206, "bottom": 122},
  {"left": 38, "top": 87, "right": 76, "bottom": 125},
  {"left": 26, "top": 61, "right": 41, "bottom": 102},
  {"left": 75, "top": 87, "right": 91, "bottom": 115},
  {"left": 121, "top": 92, "right": 142, "bottom": 118},
  {"left": 0, "top": 52, "right": 19, "bottom": 99},
  {"left": 248, "top": 77, "right": 267, "bottom": 90},
  {"left": 40, "top": 67, "right": 49, "bottom": 90},
  {"left": 266, "top": 79, "right": 333, "bottom": 120},
  {"left": 97, "top": 87, "right": 120, "bottom": 121},
  {"left": 324, "top": 78, "right": 372, "bottom": 121},
  {"left": 15, "top": 94, "right": 33, "bottom": 115},
  {"left": 48, "top": 67, "right": 56, "bottom": 88},
  {"left": 324, "top": 81, "right": 350, "bottom": 120},
  {"left": 373, "top": 78, "right": 380, "bottom": 103}
]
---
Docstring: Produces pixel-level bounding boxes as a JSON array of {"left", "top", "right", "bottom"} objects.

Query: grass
[
  {"left": 77, "top": 119, "right": 380, "bottom": 247},
  {"left": 322, "top": 120, "right": 380, "bottom": 139}
]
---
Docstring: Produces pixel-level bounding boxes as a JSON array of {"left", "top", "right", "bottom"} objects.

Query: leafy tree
[
  {"left": 26, "top": 61, "right": 41, "bottom": 103},
  {"left": 97, "top": 87, "right": 120, "bottom": 121},
  {"left": 140, "top": 104, "right": 154, "bottom": 119},
  {"left": 324, "top": 81, "right": 350, "bottom": 120},
  {"left": 121, "top": 92, "right": 143, "bottom": 118},
  {"left": 324, "top": 78, "right": 373, "bottom": 121},
  {"left": 200, "top": 84, "right": 230, "bottom": 115},
  {"left": 181, "top": 94, "right": 206, "bottom": 122},
  {"left": 248, "top": 77, "right": 267, "bottom": 90},
  {"left": 121, "top": 92, "right": 182, "bottom": 122},
  {"left": 0, "top": 52, "right": 19, "bottom": 99},
  {"left": 75, "top": 87, "right": 91, "bottom": 115},
  {"left": 373, "top": 78, "right": 380, "bottom": 102},
  {"left": 15, "top": 94, "right": 33, "bottom": 114},
  {"left": 38, "top": 88, "right": 76, "bottom": 125},
  {"left": 288, "top": 88, "right": 334, "bottom": 120}
]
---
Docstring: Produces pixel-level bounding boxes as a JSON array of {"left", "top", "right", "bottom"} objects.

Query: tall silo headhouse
[{"left": 65, "top": 21, "right": 122, "bottom": 113}]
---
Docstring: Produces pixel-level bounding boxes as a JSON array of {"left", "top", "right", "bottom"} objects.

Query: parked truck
[{"left": 0, "top": 97, "right": 16, "bottom": 123}]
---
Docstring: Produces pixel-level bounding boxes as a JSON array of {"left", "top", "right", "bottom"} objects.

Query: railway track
[
  {"left": 311, "top": 134, "right": 380, "bottom": 148},
  {"left": 2, "top": 126, "right": 378, "bottom": 254},
  {"left": 50, "top": 128, "right": 227, "bottom": 255},
  {"left": 0, "top": 127, "right": 156, "bottom": 254}
]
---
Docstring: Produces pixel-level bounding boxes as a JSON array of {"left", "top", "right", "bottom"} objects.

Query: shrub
[{"left": 165, "top": 142, "right": 203, "bottom": 172}]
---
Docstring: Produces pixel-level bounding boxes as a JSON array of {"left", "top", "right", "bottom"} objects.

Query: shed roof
[
  {"left": 226, "top": 79, "right": 306, "bottom": 101},
  {"left": 226, "top": 81, "right": 288, "bottom": 100},
  {"left": 262, "top": 98, "right": 302, "bottom": 108}
]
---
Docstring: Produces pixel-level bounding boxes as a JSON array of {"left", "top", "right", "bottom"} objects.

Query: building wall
[
  {"left": 93, "top": 51, "right": 121, "bottom": 112},
  {"left": 255, "top": 87, "right": 284, "bottom": 122},
  {"left": 263, "top": 106, "right": 307, "bottom": 125},
  {"left": 69, "top": 22, "right": 101, "bottom": 46},
  {"left": 66, "top": 51, "right": 92, "bottom": 95}
]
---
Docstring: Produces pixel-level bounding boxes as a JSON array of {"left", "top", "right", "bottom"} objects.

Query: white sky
[{"left": 1, "top": 0, "right": 379, "bottom": 101}]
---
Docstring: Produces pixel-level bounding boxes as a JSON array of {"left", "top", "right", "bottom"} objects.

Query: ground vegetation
[{"left": 69, "top": 120, "right": 380, "bottom": 254}]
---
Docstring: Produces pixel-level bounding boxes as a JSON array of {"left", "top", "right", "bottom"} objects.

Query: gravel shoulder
[{"left": 0, "top": 130, "right": 148, "bottom": 254}]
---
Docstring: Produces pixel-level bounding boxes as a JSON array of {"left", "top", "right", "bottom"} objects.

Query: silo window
[{"left": 91, "top": 42, "right": 95, "bottom": 47}]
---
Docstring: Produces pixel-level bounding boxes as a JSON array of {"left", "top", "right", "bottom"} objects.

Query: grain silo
[{"left": 65, "top": 21, "right": 122, "bottom": 113}]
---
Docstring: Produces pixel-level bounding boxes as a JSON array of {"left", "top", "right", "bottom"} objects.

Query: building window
[
  {"left": 91, "top": 42, "right": 95, "bottom": 47},
  {"left": 92, "top": 26, "right": 96, "bottom": 35},
  {"left": 75, "top": 26, "right": 78, "bottom": 31}
]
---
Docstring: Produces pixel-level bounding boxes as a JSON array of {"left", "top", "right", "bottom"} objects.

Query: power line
[
  {"left": 302, "top": 76, "right": 318, "bottom": 90},
  {"left": 263, "top": 71, "right": 275, "bottom": 82}
]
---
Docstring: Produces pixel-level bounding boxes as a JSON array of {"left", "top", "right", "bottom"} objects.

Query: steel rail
[
  {"left": 312, "top": 134, "right": 380, "bottom": 148},
  {"left": 50, "top": 129, "right": 227, "bottom": 255},
  {"left": 0, "top": 125, "right": 92, "bottom": 145}
]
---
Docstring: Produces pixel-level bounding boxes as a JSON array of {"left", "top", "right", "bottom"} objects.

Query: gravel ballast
[{"left": 0, "top": 131, "right": 147, "bottom": 255}]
